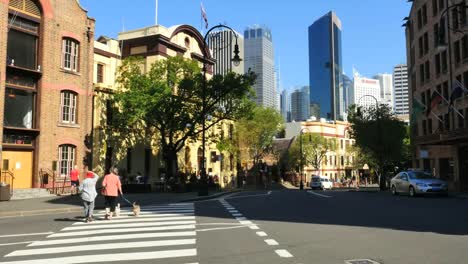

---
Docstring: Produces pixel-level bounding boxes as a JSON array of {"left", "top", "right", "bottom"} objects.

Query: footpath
[{"left": 0, "top": 190, "right": 238, "bottom": 218}]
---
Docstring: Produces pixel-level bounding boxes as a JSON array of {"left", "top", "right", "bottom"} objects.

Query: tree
[
  {"left": 288, "top": 133, "right": 337, "bottom": 174},
  {"left": 348, "top": 104, "right": 408, "bottom": 190},
  {"left": 112, "top": 56, "right": 256, "bottom": 179}
]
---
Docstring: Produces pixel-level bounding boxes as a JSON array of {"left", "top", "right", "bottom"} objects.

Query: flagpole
[
  {"left": 433, "top": 89, "right": 464, "bottom": 118},
  {"left": 155, "top": 0, "right": 158, "bottom": 25}
]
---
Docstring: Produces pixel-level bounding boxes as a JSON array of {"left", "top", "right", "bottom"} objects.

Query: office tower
[
  {"left": 308, "top": 11, "right": 344, "bottom": 120},
  {"left": 208, "top": 29, "right": 244, "bottom": 75},
  {"left": 393, "top": 64, "right": 409, "bottom": 115},
  {"left": 375, "top": 73, "right": 394, "bottom": 110},
  {"left": 349, "top": 76, "right": 381, "bottom": 109},
  {"left": 290, "top": 86, "right": 310, "bottom": 121},
  {"left": 342, "top": 74, "right": 352, "bottom": 113},
  {"left": 280, "top": 89, "right": 291, "bottom": 122},
  {"left": 244, "top": 25, "right": 276, "bottom": 108}
]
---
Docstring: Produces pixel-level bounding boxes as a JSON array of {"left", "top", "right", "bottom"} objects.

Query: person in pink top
[
  {"left": 102, "top": 167, "right": 123, "bottom": 220},
  {"left": 70, "top": 165, "right": 80, "bottom": 195}
]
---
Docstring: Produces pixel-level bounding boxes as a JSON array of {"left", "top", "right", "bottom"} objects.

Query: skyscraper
[
  {"left": 375, "top": 73, "right": 394, "bottom": 110},
  {"left": 280, "top": 89, "right": 291, "bottom": 122},
  {"left": 342, "top": 74, "right": 352, "bottom": 114},
  {"left": 208, "top": 29, "right": 244, "bottom": 75},
  {"left": 290, "top": 86, "right": 310, "bottom": 122},
  {"left": 393, "top": 64, "right": 409, "bottom": 115},
  {"left": 349, "top": 76, "right": 381, "bottom": 109},
  {"left": 244, "top": 25, "right": 276, "bottom": 108},
  {"left": 308, "top": 11, "right": 344, "bottom": 120}
]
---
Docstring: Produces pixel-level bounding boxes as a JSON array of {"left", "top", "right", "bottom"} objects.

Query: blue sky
[{"left": 80, "top": 0, "right": 411, "bottom": 90}]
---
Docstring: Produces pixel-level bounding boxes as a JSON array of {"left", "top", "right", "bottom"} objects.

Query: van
[{"left": 310, "top": 175, "right": 333, "bottom": 190}]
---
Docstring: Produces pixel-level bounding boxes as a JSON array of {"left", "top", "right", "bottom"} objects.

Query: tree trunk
[{"left": 164, "top": 147, "right": 179, "bottom": 182}]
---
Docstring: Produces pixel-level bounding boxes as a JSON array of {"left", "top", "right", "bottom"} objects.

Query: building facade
[
  {"left": 208, "top": 29, "right": 244, "bottom": 75},
  {"left": 0, "top": 0, "right": 95, "bottom": 189},
  {"left": 349, "top": 76, "right": 381, "bottom": 109},
  {"left": 290, "top": 86, "right": 310, "bottom": 122},
  {"left": 375, "top": 73, "right": 394, "bottom": 110},
  {"left": 280, "top": 89, "right": 291, "bottom": 122},
  {"left": 393, "top": 64, "right": 409, "bottom": 115},
  {"left": 406, "top": 0, "right": 468, "bottom": 191},
  {"left": 244, "top": 25, "right": 276, "bottom": 108},
  {"left": 285, "top": 120, "right": 356, "bottom": 184},
  {"left": 308, "top": 11, "right": 344, "bottom": 120}
]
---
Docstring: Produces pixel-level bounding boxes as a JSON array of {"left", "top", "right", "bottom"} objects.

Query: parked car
[
  {"left": 390, "top": 170, "right": 448, "bottom": 197},
  {"left": 310, "top": 176, "right": 333, "bottom": 190}
]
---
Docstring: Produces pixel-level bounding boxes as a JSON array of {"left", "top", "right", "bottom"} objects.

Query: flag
[
  {"left": 450, "top": 79, "right": 468, "bottom": 103},
  {"left": 426, "top": 91, "right": 443, "bottom": 116},
  {"left": 411, "top": 97, "right": 426, "bottom": 123},
  {"left": 201, "top": 2, "right": 208, "bottom": 29}
]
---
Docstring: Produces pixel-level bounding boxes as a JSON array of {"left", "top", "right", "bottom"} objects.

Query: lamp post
[
  {"left": 198, "top": 24, "right": 242, "bottom": 196},
  {"left": 356, "top": 95, "right": 384, "bottom": 190},
  {"left": 299, "top": 128, "right": 312, "bottom": 190}
]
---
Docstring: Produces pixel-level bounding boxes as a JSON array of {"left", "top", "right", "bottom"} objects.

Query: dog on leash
[
  {"left": 114, "top": 203, "right": 121, "bottom": 217},
  {"left": 132, "top": 202, "right": 141, "bottom": 216}
]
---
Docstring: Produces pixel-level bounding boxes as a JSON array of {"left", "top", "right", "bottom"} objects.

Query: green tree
[
  {"left": 288, "top": 133, "right": 337, "bottom": 173},
  {"left": 112, "top": 56, "right": 256, "bottom": 179},
  {"left": 348, "top": 104, "right": 408, "bottom": 190}
]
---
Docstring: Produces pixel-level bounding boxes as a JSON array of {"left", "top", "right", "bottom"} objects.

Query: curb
[{"left": 178, "top": 190, "right": 242, "bottom": 202}]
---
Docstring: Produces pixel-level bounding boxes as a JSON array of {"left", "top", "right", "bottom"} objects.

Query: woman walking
[
  {"left": 79, "top": 171, "right": 99, "bottom": 223},
  {"left": 102, "top": 167, "right": 123, "bottom": 220}
]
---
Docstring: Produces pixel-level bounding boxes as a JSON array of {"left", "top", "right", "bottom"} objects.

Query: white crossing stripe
[
  {"left": 249, "top": 225, "right": 260, "bottom": 230},
  {"left": 49, "top": 225, "right": 195, "bottom": 237},
  {"left": 29, "top": 231, "right": 196, "bottom": 246},
  {"left": 93, "top": 209, "right": 194, "bottom": 216},
  {"left": 232, "top": 213, "right": 243, "bottom": 217},
  {"left": 275, "top": 249, "right": 293, "bottom": 258},
  {"left": 235, "top": 217, "right": 247, "bottom": 221},
  {"left": 256, "top": 231, "right": 267, "bottom": 237},
  {"left": 1, "top": 249, "right": 197, "bottom": 264},
  {"left": 228, "top": 210, "right": 239, "bottom": 213},
  {"left": 239, "top": 220, "right": 253, "bottom": 225},
  {"left": 73, "top": 215, "right": 195, "bottom": 225},
  {"left": 7, "top": 239, "right": 196, "bottom": 257},
  {"left": 0, "top": 232, "right": 53, "bottom": 238},
  {"left": 265, "top": 239, "right": 279, "bottom": 246},
  {"left": 62, "top": 220, "right": 196, "bottom": 231}
]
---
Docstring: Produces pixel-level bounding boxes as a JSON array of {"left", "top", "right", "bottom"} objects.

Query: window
[
  {"left": 60, "top": 91, "right": 77, "bottom": 124},
  {"left": 106, "top": 99, "right": 113, "bottom": 126},
  {"left": 458, "top": 111, "right": 465, "bottom": 128},
  {"left": 422, "top": 119, "right": 427, "bottom": 135},
  {"left": 59, "top": 145, "right": 76, "bottom": 177},
  {"left": 438, "top": 0, "right": 444, "bottom": 11},
  {"left": 428, "top": 118, "right": 433, "bottom": 133},
  {"left": 441, "top": 51, "right": 448, "bottom": 73},
  {"left": 444, "top": 113, "right": 450, "bottom": 130},
  {"left": 418, "top": 36, "right": 424, "bottom": 57},
  {"left": 462, "top": 35, "right": 468, "bottom": 60},
  {"left": 425, "top": 60, "right": 430, "bottom": 80},
  {"left": 7, "top": 29, "right": 38, "bottom": 70},
  {"left": 340, "top": 139, "right": 343, "bottom": 149},
  {"left": 423, "top": 32, "right": 429, "bottom": 54},
  {"left": 443, "top": 81, "right": 449, "bottom": 100},
  {"left": 454, "top": 40, "right": 461, "bottom": 64},
  {"left": 62, "top": 38, "right": 79, "bottom": 72},
  {"left": 4, "top": 89, "right": 34, "bottom": 129},
  {"left": 422, "top": 4, "right": 428, "bottom": 25},
  {"left": 452, "top": 7, "right": 460, "bottom": 30},
  {"left": 97, "top": 64, "right": 104, "bottom": 83},
  {"left": 432, "top": 0, "right": 438, "bottom": 16},
  {"left": 461, "top": 4, "right": 467, "bottom": 26},
  {"left": 435, "top": 53, "right": 441, "bottom": 75},
  {"left": 420, "top": 64, "right": 425, "bottom": 83},
  {"left": 433, "top": 23, "right": 439, "bottom": 48},
  {"left": 417, "top": 9, "right": 423, "bottom": 29}
]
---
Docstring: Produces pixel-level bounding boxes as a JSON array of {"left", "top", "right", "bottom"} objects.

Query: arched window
[
  {"left": 9, "top": 0, "right": 41, "bottom": 19},
  {"left": 59, "top": 144, "right": 76, "bottom": 177},
  {"left": 62, "top": 38, "right": 80, "bottom": 72},
  {"left": 60, "top": 90, "right": 78, "bottom": 124}
]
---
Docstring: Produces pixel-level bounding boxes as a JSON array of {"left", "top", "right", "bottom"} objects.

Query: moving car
[
  {"left": 310, "top": 176, "right": 333, "bottom": 190},
  {"left": 390, "top": 170, "right": 448, "bottom": 197}
]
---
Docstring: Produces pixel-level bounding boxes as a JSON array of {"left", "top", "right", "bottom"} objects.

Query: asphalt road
[{"left": 0, "top": 190, "right": 467, "bottom": 264}]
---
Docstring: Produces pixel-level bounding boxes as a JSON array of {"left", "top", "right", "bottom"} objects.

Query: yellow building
[
  {"left": 286, "top": 120, "right": 357, "bottom": 184},
  {"left": 92, "top": 25, "right": 237, "bottom": 187}
]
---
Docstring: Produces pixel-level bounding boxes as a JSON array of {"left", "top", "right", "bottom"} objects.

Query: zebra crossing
[{"left": 0, "top": 203, "right": 199, "bottom": 264}]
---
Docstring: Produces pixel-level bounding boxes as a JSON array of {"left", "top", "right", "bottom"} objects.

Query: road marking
[
  {"left": 49, "top": 225, "right": 195, "bottom": 237},
  {"left": 0, "top": 232, "right": 53, "bottom": 238},
  {"left": 275, "top": 249, "right": 293, "bottom": 258},
  {"left": 249, "top": 225, "right": 260, "bottom": 230},
  {"left": 232, "top": 213, "right": 243, "bottom": 217},
  {"left": 0, "top": 241, "right": 36, "bottom": 247},
  {"left": 62, "top": 220, "right": 196, "bottom": 231},
  {"left": 196, "top": 226, "right": 247, "bottom": 232},
  {"left": 225, "top": 192, "right": 272, "bottom": 200},
  {"left": 1, "top": 249, "right": 197, "bottom": 264},
  {"left": 256, "top": 231, "right": 267, "bottom": 237},
  {"left": 228, "top": 209, "right": 239, "bottom": 213},
  {"left": 93, "top": 209, "right": 194, "bottom": 216},
  {"left": 29, "top": 231, "right": 196, "bottom": 246},
  {"left": 239, "top": 220, "right": 253, "bottom": 225},
  {"left": 235, "top": 217, "right": 247, "bottom": 221},
  {"left": 6, "top": 239, "right": 196, "bottom": 257},
  {"left": 307, "top": 190, "right": 332, "bottom": 198},
  {"left": 265, "top": 239, "right": 279, "bottom": 246},
  {"left": 72, "top": 215, "right": 195, "bottom": 225}
]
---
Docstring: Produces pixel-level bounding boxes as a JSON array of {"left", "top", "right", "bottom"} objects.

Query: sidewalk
[{"left": 0, "top": 190, "right": 238, "bottom": 218}]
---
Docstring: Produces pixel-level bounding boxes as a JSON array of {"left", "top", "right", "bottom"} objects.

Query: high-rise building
[
  {"left": 280, "top": 89, "right": 291, "bottom": 122},
  {"left": 342, "top": 74, "right": 352, "bottom": 114},
  {"left": 375, "top": 73, "right": 394, "bottom": 110},
  {"left": 393, "top": 65, "right": 409, "bottom": 115},
  {"left": 290, "top": 86, "right": 310, "bottom": 122},
  {"left": 308, "top": 11, "right": 344, "bottom": 120},
  {"left": 349, "top": 77, "right": 381, "bottom": 109},
  {"left": 244, "top": 25, "right": 276, "bottom": 108},
  {"left": 208, "top": 29, "right": 244, "bottom": 75}
]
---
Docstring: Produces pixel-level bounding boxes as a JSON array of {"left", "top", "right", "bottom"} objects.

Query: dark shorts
[
  {"left": 71, "top": 180, "right": 79, "bottom": 187},
  {"left": 104, "top": 196, "right": 118, "bottom": 212}
]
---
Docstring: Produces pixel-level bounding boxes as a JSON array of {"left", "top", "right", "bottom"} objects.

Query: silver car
[{"left": 390, "top": 171, "right": 448, "bottom": 197}]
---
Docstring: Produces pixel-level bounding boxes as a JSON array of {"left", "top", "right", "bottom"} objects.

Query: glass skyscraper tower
[{"left": 308, "top": 11, "right": 344, "bottom": 120}]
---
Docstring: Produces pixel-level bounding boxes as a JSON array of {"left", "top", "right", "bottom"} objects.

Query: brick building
[
  {"left": 0, "top": 0, "right": 94, "bottom": 189},
  {"left": 406, "top": 0, "right": 468, "bottom": 191}
]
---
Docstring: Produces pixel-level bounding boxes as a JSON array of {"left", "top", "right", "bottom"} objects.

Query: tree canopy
[{"left": 287, "top": 133, "right": 337, "bottom": 173}]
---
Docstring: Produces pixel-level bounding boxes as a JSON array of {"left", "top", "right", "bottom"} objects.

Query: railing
[
  {"left": 39, "top": 169, "right": 71, "bottom": 195},
  {"left": 1, "top": 170, "right": 14, "bottom": 198}
]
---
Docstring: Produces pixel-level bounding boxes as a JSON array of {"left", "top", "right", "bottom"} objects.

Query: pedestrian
[
  {"left": 79, "top": 171, "right": 99, "bottom": 223},
  {"left": 102, "top": 167, "right": 123, "bottom": 220},
  {"left": 70, "top": 165, "right": 80, "bottom": 195}
]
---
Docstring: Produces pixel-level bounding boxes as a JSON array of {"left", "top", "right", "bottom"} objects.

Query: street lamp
[
  {"left": 299, "top": 128, "right": 312, "bottom": 190},
  {"left": 198, "top": 24, "right": 242, "bottom": 196}
]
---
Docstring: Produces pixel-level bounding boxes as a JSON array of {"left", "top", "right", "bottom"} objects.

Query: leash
[{"left": 120, "top": 194, "right": 133, "bottom": 206}]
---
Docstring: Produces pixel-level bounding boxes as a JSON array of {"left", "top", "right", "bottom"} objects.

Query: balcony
[{"left": 414, "top": 127, "right": 468, "bottom": 145}]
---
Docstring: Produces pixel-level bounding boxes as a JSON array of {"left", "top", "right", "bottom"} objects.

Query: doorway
[
  {"left": 2, "top": 150, "right": 33, "bottom": 189},
  {"left": 459, "top": 147, "right": 468, "bottom": 191}
]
